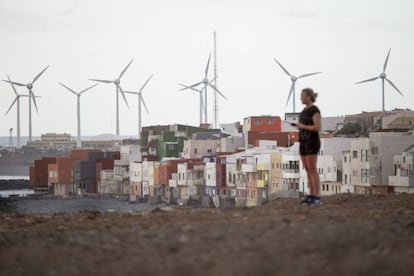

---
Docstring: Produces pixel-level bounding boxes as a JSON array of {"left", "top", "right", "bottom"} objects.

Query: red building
[
  {"left": 30, "top": 157, "right": 57, "bottom": 186},
  {"left": 243, "top": 116, "right": 282, "bottom": 132}
]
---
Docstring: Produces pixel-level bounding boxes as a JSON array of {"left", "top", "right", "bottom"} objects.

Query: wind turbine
[
  {"left": 89, "top": 59, "right": 133, "bottom": 136},
  {"left": 58, "top": 82, "right": 99, "bottom": 148},
  {"left": 123, "top": 74, "right": 153, "bottom": 140},
  {"left": 178, "top": 83, "right": 205, "bottom": 126},
  {"left": 2, "top": 66, "right": 49, "bottom": 141},
  {"left": 355, "top": 48, "right": 403, "bottom": 113},
  {"left": 179, "top": 54, "right": 226, "bottom": 124},
  {"left": 273, "top": 58, "right": 321, "bottom": 113},
  {"left": 4, "top": 75, "right": 39, "bottom": 148}
]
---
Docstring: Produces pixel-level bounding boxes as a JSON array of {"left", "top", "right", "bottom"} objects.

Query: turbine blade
[
  {"left": 208, "top": 83, "right": 227, "bottom": 100},
  {"left": 58, "top": 82, "right": 77, "bottom": 95},
  {"left": 209, "top": 76, "right": 218, "bottom": 85},
  {"left": 2, "top": 80, "right": 26, "bottom": 87},
  {"left": 5, "top": 97, "right": 18, "bottom": 115},
  {"left": 298, "top": 72, "right": 322, "bottom": 79},
  {"left": 178, "top": 81, "right": 203, "bottom": 91},
  {"left": 32, "top": 65, "right": 49, "bottom": 84},
  {"left": 141, "top": 95, "right": 149, "bottom": 114},
  {"left": 7, "top": 76, "right": 18, "bottom": 95},
  {"left": 30, "top": 90, "right": 39, "bottom": 113},
  {"left": 205, "top": 53, "right": 211, "bottom": 78},
  {"left": 178, "top": 83, "right": 200, "bottom": 93},
  {"left": 139, "top": 74, "right": 154, "bottom": 93},
  {"left": 285, "top": 82, "right": 295, "bottom": 107},
  {"left": 123, "top": 90, "right": 139, "bottom": 95},
  {"left": 118, "top": 85, "right": 129, "bottom": 107},
  {"left": 273, "top": 58, "right": 292, "bottom": 77},
  {"left": 386, "top": 78, "right": 403, "bottom": 96},
  {"left": 119, "top": 59, "right": 134, "bottom": 79},
  {"left": 383, "top": 48, "right": 391, "bottom": 73},
  {"left": 355, "top": 76, "right": 379, "bottom": 84},
  {"left": 89, "top": 79, "right": 113, "bottom": 84},
  {"left": 79, "top": 83, "right": 99, "bottom": 95}
]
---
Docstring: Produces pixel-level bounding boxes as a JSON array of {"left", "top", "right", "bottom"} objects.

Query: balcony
[
  {"left": 242, "top": 164, "right": 257, "bottom": 173},
  {"left": 282, "top": 169, "right": 300, "bottom": 179},
  {"left": 389, "top": 175, "right": 413, "bottom": 187}
]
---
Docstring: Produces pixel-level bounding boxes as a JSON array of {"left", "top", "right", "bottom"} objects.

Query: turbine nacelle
[
  {"left": 202, "top": 78, "right": 209, "bottom": 84},
  {"left": 291, "top": 76, "right": 298, "bottom": 82},
  {"left": 114, "top": 79, "right": 121, "bottom": 85},
  {"left": 27, "top": 83, "right": 33, "bottom": 89},
  {"left": 380, "top": 73, "right": 386, "bottom": 79}
]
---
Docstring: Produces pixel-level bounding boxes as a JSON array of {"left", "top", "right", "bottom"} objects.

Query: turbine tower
[
  {"left": 3, "top": 66, "right": 49, "bottom": 141},
  {"left": 179, "top": 54, "right": 226, "bottom": 125},
  {"left": 58, "top": 82, "right": 99, "bottom": 148},
  {"left": 123, "top": 74, "right": 153, "bottom": 140},
  {"left": 4, "top": 75, "right": 35, "bottom": 148},
  {"left": 178, "top": 83, "right": 205, "bottom": 126},
  {"left": 273, "top": 58, "right": 321, "bottom": 113},
  {"left": 355, "top": 48, "right": 403, "bottom": 113},
  {"left": 89, "top": 59, "right": 133, "bottom": 136}
]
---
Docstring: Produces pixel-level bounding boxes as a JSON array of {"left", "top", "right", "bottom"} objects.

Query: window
[
  {"left": 207, "top": 149, "right": 212, "bottom": 154},
  {"left": 266, "top": 118, "right": 274, "bottom": 125},
  {"left": 353, "top": 151, "right": 358, "bottom": 159},
  {"left": 361, "top": 150, "right": 368, "bottom": 162},
  {"left": 344, "top": 156, "right": 347, "bottom": 163},
  {"left": 326, "top": 185, "right": 329, "bottom": 191},
  {"left": 168, "top": 144, "right": 175, "bottom": 150},
  {"left": 228, "top": 172, "right": 232, "bottom": 182},
  {"left": 361, "top": 169, "right": 369, "bottom": 183},
  {"left": 344, "top": 174, "right": 348, "bottom": 184},
  {"left": 194, "top": 148, "right": 198, "bottom": 154},
  {"left": 255, "top": 119, "right": 262, "bottom": 125},
  {"left": 371, "top": 147, "right": 379, "bottom": 155}
]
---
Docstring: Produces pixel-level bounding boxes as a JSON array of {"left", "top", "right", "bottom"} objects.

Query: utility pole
[{"left": 213, "top": 31, "right": 219, "bottom": 129}]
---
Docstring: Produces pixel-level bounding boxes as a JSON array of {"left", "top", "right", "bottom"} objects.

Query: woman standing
[{"left": 294, "top": 88, "right": 322, "bottom": 205}]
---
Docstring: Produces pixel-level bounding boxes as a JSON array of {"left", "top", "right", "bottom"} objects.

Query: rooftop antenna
[
  {"left": 213, "top": 31, "right": 219, "bottom": 129},
  {"left": 355, "top": 48, "right": 403, "bottom": 114}
]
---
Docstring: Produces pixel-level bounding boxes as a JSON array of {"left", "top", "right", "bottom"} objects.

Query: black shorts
[{"left": 300, "top": 139, "right": 321, "bottom": 156}]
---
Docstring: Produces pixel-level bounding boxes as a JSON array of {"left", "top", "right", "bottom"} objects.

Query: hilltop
[{"left": 1, "top": 194, "right": 413, "bottom": 276}]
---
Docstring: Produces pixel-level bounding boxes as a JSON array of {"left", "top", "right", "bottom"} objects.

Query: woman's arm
[{"left": 297, "top": 112, "right": 321, "bottom": 132}]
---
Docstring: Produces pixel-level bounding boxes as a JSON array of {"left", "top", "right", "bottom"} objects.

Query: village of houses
[{"left": 28, "top": 109, "right": 414, "bottom": 207}]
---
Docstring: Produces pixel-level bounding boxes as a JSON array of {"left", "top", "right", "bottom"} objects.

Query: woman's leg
[
  {"left": 301, "top": 155, "right": 312, "bottom": 194},
  {"left": 307, "top": 154, "right": 320, "bottom": 197}
]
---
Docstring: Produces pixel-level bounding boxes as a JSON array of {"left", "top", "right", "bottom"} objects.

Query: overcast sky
[{"left": 0, "top": 0, "right": 413, "bottom": 137}]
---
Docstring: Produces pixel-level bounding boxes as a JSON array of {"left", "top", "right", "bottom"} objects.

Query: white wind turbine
[
  {"left": 355, "top": 48, "right": 403, "bottom": 113},
  {"left": 4, "top": 75, "right": 40, "bottom": 148},
  {"left": 58, "top": 82, "right": 99, "bottom": 148},
  {"left": 2, "top": 66, "right": 49, "bottom": 141},
  {"left": 89, "top": 59, "right": 133, "bottom": 136},
  {"left": 179, "top": 54, "right": 226, "bottom": 124},
  {"left": 123, "top": 74, "right": 153, "bottom": 140},
  {"left": 273, "top": 58, "right": 321, "bottom": 113},
  {"left": 178, "top": 83, "right": 205, "bottom": 126}
]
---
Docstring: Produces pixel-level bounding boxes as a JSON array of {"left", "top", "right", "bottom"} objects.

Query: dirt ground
[{"left": 1, "top": 194, "right": 413, "bottom": 276}]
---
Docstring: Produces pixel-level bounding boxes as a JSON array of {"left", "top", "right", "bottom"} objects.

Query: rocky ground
[{"left": 1, "top": 194, "right": 413, "bottom": 276}]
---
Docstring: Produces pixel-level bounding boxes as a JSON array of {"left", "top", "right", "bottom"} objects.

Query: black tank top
[{"left": 299, "top": 105, "right": 320, "bottom": 142}]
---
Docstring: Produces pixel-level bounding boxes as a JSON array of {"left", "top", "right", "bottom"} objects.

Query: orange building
[{"left": 243, "top": 116, "right": 282, "bottom": 133}]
